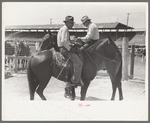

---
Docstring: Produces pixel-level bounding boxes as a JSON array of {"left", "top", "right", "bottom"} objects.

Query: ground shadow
[
  {"left": 129, "top": 78, "right": 145, "bottom": 84},
  {"left": 5, "top": 72, "right": 13, "bottom": 79},
  {"left": 75, "top": 96, "right": 107, "bottom": 101}
]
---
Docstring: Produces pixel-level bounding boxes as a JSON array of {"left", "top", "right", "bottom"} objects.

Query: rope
[{"left": 56, "top": 56, "right": 71, "bottom": 79}]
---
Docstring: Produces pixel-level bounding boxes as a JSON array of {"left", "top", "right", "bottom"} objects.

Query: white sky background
[{"left": 2, "top": 2, "right": 147, "bottom": 29}]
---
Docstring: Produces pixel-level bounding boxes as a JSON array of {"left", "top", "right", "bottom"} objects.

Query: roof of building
[
  {"left": 5, "top": 22, "right": 133, "bottom": 30},
  {"left": 129, "top": 35, "right": 145, "bottom": 46},
  {"left": 115, "top": 35, "right": 145, "bottom": 46}
]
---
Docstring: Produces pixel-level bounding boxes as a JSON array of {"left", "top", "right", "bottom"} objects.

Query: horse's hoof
[
  {"left": 71, "top": 98, "right": 75, "bottom": 101},
  {"left": 119, "top": 97, "right": 123, "bottom": 100},
  {"left": 64, "top": 94, "right": 75, "bottom": 100},
  {"left": 64, "top": 94, "right": 71, "bottom": 98},
  {"left": 111, "top": 98, "right": 115, "bottom": 101},
  {"left": 64, "top": 94, "right": 69, "bottom": 98},
  {"left": 74, "top": 83, "right": 84, "bottom": 87}
]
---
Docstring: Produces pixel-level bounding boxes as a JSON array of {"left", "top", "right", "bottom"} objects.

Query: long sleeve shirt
[
  {"left": 57, "top": 25, "right": 71, "bottom": 51},
  {"left": 81, "top": 22, "right": 99, "bottom": 43}
]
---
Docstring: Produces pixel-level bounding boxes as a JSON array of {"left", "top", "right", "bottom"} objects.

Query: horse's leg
[
  {"left": 36, "top": 80, "right": 50, "bottom": 100},
  {"left": 118, "top": 85, "right": 123, "bottom": 100},
  {"left": 109, "top": 74, "right": 123, "bottom": 100},
  {"left": 107, "top": 69, "right": 117, "bottom": 100},
  {"left": 111, "top": 83, "right": 117, "bottom": 100},
  {"left": 108, "top": 73, "right": 117, "bottom": 101},
  {"left": 30, "top": 82, "right": 39, "bottom": 100},
  {"left": 64, "top": 86, "right": 75, "bottom": 100},
  {"left": 71, "top": 87, "right": 75, "bottom": 100},
  {"left": 80, "top": 81, "right": 90, "bottom": 101},
  {"left": 116, "top": 74, "right": 123, "bottom": 100},
  {"left": 27, "top": 59, "right": 39, "bottom": 100},
  {"left": 116, "top": 62, "right": 123, "bottom": 100}
]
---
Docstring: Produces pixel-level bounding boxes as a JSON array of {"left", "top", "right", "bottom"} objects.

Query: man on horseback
[
  {"left": 78, "top": 15, "right": 99, "bottom": 45},
  {"left": 57, "top": 16, "right": 84, "bottom": 87}
]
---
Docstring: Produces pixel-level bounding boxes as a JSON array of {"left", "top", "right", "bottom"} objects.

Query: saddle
[
  {"left": 51, "top": 48, "right": 73, "bottom": 83},
  {"left": 50, "top": 39, "right": 101, "bottom": 84},
  {"left": 51, "top": 48, "right": 67, "bottom": 67},
  {"left": 84, "top": 39, "right": 103, "bottom": 53}
]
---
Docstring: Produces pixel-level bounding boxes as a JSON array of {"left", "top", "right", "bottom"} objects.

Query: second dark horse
[{"left": 27, "top": 34, "right": 123, "bottom": 101}]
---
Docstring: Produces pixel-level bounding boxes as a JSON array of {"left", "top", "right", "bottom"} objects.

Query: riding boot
[
  {"left": 73, "top": 78, "right": 84, "bottom": 88},
  {"left": 64, "top": 83, "right": 74, "bottom": 100}
]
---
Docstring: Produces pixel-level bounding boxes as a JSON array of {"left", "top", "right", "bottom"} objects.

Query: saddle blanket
[{"left": 51, "top": 48, "right": 68, "bottom": 67}]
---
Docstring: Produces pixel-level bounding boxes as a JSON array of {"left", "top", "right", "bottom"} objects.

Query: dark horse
[
  {"left": 27, "top": 34, "right": 123, "bottom": 101},
  {"left": 17, "top": 41, "right": 30, "bottom": 56}
]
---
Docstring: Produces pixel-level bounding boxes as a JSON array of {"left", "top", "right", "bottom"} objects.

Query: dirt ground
[
  {"left": 3, "top": 71, "right": 146, "bottom": 101},
  {"left": 3, "top": 56, "right": 146, "bottom": 101}
]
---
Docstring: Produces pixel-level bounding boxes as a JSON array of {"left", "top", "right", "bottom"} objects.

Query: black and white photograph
[{"left": 2, "top": 2, "right": 148, "bottom": 121}]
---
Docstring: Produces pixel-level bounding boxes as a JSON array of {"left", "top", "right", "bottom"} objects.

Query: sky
[{"left": 2, "top": 2, "right": 148, "bottom": 29}]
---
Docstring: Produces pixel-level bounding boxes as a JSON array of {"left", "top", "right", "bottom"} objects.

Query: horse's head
[
  {"left": 16, "top": 40, "right": 30, "bottom": 56},
  {"left": 39, "top": 33, "right": 59, "bottom": 52}
]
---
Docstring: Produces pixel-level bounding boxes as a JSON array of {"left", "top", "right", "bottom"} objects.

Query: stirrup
[
  {"left": 75, "top": 82, "right": 84, "bottom": 87},
  {"left": 74, "top": 80, "right": 84, "bottom": 87},
  {"left": 66, "top": 82, "right": 75, "bottom": 87}
]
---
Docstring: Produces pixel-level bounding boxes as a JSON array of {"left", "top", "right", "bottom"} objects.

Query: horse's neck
[{"left": 53, "top": 38, "right": 60, "bottom": 52}]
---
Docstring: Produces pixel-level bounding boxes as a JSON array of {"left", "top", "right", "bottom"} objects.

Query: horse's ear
[
  {"left": 107, "top": 35, "right": 111, "bottom": 40},
  {"left": 107, "top": 35, "right": 114, "bottom": 44},
  {"left": 43, "top": 34, "right": 50, "bottom": 40},
  {"left": 48, "top": 30, "right": 52, "bottom": 37}
]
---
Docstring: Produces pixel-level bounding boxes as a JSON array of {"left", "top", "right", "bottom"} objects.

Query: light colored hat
[
  {"left": 63, "top": 16, "right": 75, "bottom": 23},
  {"left": 81, "top": 15, "right": 91, "bottom": 24}
]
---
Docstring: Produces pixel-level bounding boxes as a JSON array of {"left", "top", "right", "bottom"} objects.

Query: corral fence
[
  {"left": 5, "top": 55, "right": 31, "bottom": 72},
  {"left": 5, "top": 38, "right": 31, "bottom": 73}
]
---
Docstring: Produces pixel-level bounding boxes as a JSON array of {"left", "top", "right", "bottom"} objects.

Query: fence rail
[{"left": 5, "top": 55, "right": 31, "bottom": 72}]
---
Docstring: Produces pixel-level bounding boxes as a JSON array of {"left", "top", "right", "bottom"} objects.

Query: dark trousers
[{"left": 59, "top": 47, "right": 83, "bottom": 83}]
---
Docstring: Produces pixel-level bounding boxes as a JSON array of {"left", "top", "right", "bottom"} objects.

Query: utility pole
[
  {"left": 122, "top": 13, "right": 130, "bottom": 81},
  {"left": 126, "top": 13, "right": 130, "bottom": 27},
  {"left": 50, "top": 18, "right": 52, "bottom": 25}
]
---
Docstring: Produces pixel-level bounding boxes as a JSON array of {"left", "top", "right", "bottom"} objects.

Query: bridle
[
  {"left": 93, "top": 40, "right": 120, "bottom": 63},
  {"left": 84, "top": 39, "right": 120, "bottom": 69}
]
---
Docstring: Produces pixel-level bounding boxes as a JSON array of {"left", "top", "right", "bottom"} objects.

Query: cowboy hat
[
  {"left": 81, "top": 15, "right": 91, "bottom": 24},
  {"left": 63, "top": 16, "right": 75, "bottom": 23}
]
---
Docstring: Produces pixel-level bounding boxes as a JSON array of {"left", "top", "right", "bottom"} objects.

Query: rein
[
  {"left": 92, "top": 52, "right": 118, "bottom": 63},
  {"left": 84, "top": 40, "right": 119, "bottom": 69},
  {"left": 84, "top": 49, "right": 101, "bottom": 69}
]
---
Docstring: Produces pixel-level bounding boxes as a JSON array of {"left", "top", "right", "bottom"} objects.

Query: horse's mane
[
  {"left": 95, "top": 36, "right": 120, "bottom": 53},
  {"left": 107, "top": 36, "right": 121, "bottom": 53},
  {"left": 95, "top": 38, "right": 109, "bottom": 51}
]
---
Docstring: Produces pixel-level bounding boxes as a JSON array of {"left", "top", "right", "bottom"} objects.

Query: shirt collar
[{"left": 87, "top": 22, "right": 92, "bottom": 28}]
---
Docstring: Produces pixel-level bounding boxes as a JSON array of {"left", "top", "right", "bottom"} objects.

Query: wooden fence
[
  {"left": 5, "top": 55, "right": 31, "bottom": 73},
  {"left": 5, "top": 38, "right": 31, "bottom": 73}
]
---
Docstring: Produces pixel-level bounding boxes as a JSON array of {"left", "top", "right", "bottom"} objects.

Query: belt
[
  {"left": 59, "top": 46, "right": 68, "bottom": 52},
  {"left": 58, "top": 46, "right": 64, "bottom": 48},
  {"left": 91, "top": 39, "right": 98, "bottom": 41}
]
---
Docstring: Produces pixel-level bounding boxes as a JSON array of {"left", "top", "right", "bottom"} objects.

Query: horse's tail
[{"left": 27, "top": 57, "right": 39, "bottom": 100}]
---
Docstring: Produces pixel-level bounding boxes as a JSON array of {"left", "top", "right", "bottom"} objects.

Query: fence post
[
  {"left": 14, "top": 38, "right": 18, "bottom": 73},
  {"left": 129, "top": 45, "right": 135, "bottom": 79},
  {"left": 122, "top": 37, "right": 129, "bottom": 81}
]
